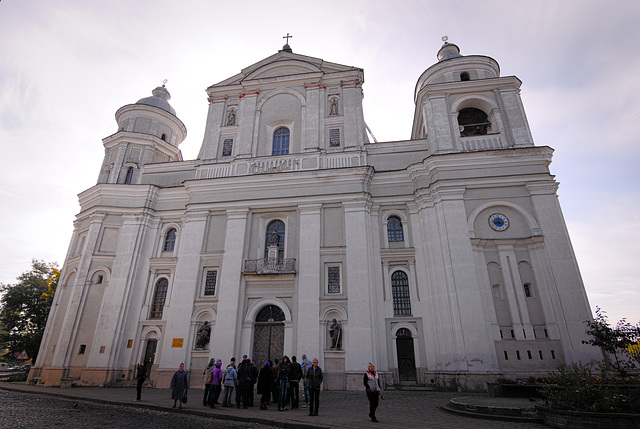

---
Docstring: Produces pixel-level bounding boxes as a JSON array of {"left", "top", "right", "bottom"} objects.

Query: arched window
[
  {"left": 149, "top": 278, "right": 168, "bottom": 319},
  {"left": 460, "top": 72, "right": 470, "bottom": 81},
  {"left": 458, "top": 107, "right": 490, "bottom": 137},
  {"left": 124, "top": 167, "right": 134, "bottom": 184},
  {"left": 392, "top": 271, "right": 411, "bottom": 316},
  {"left": 387, "top": 216, "right": 404, "bottom": 242},
  {"left": 265, "top": 220, "right": 285, "bottom": 260},
  {"left": 160, "top": 133, "right": 166, "bottom": 141},
  {"left": 255, "top": 305, "right": 285, "bottom": 323},
  {"left": 272, "top": 127, "right": 290, "bottom": 155},
  {"left": 163, "top": 228, "right": 176, "bottom": 252}
]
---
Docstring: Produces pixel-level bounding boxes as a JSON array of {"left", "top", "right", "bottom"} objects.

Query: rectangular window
[
  {"left": 516, "top": 350, "right": 521, "bottom": 360},
  {"left": 523, "top": 283, "right": 532, "bottom": 297},
  {"left": 79, "top": 345, "right": 86, "bottom": 355},
  {"left": 327, "top": 265, "right": 341, "bottom": 294},
  {"left": 527, "top": 350, "right": 532, "bottom": 359},
  {"left": 204, "top": 270, "right": 217, "bottom": 296},
  {"left": 222, "top": 139, "right": 233, "bottom": 156},
  {"left": 329, "top": 128, "right": 340, "bottom": 147},
  {"left": 504, "top": 351, "right": 508, "bottom": 360},
  {"left": 539, "top": 350, "right": 544, "bottom": 360},
  {"left": 551, "top": 350, "right": 556, "bottom": 359}
]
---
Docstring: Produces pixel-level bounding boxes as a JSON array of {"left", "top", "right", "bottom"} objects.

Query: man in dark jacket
[
  {"left": 306, "top": 358, "right": 323, "bottom": 416},
  {"left": 236, "top": 357, "right": 251, "bottom": 408},
  {"left": 246, "top": 358, "right": 258, "bottom": 406},
  {"left": 277, "top": 356, "right": 291, "bottom": 411},
  {"left": 288, "top": 355, "right": 303, "bottom": 409}
]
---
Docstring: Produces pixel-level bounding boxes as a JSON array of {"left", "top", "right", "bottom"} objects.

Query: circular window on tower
[{"left": 488, "top": 213, "right": 510, "bottom": 231}]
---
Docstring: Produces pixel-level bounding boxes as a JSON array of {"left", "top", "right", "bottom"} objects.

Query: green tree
[
  {"left": 583, "top": 306, "right": 640, "bottom": 377},
  {"left": 0, "top": 260, "right": 59, "bottom": 363}
]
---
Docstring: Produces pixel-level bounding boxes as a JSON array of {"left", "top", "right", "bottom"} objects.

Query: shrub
[{"left": 542, "top": 362, "right": 640, "bottom": 413}]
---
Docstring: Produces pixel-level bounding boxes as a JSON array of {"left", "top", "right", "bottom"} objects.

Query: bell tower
[
  {"left": 411, "top": 39, "right": 534, "bottom": 153},
  {"left": 98, "top": 84, "right": 187, "bottom": 184}
]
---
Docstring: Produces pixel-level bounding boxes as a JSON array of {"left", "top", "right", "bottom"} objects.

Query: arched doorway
[
  {"left": 142, "top": 339, "right": 157, "bottom": 377},
  {"left": 396, "top": 328, "right": 417, "bottom": 382},
  {"left": 253, "top": 305, "right": 285, "bottom": 365}
]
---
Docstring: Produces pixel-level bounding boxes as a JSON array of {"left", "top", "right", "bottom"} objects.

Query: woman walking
[
  {"left": 363, "top": 362, "right": 382, "bottom": 422},
  {"left": 170, "top": 363, "right": 189, "bottom": 409}
]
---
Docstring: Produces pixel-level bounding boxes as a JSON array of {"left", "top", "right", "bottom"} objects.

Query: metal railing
[{"left": 243, "top": 258, "right": 296, "bottom": 274}]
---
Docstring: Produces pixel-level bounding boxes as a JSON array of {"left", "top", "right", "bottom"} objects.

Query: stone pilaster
[
  {"left": 296, "top": 204, "right": 322, "bottom": 360},
  {"left": 161, "top": 210, "right": 209, "bottom": 370},
  {"left": 51, "top": 212, "right": 106, "bottom": 368},
  {"left": 210, "top": 208, "right": 249, "bottom": 361}
]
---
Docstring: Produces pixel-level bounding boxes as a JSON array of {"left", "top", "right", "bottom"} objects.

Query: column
[
  {"left": 303, "top": 85, "right": 321, "bottom": 151},
  {"left": 89, "top": 211, "right": 155, "bottom": 370},
  {"left": 497, "top": 244, "right": 534, "bottom": 340},
  {"left": 344, "top": 199, "right": 375, "bottom": 371},
  {"left": 52, "top": 212, "right": 106, "bottom": 368},
  {"left": 197, "top": 97, "right": 226, "bottom": 160},
  {"left": 296, "top": 204, "right": 322, "bottom": 360},
  {"left": 161, "top": 210, "right": 209, "bottom": 369},
  {"left": 210, "top": 208, "right": 249, "bottom": 361},
  {"left": 235, "top": 92, "right": 258, "bottom": 157}
]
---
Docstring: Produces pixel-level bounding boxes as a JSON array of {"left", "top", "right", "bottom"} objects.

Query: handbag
[
  {"left": 206, "top": 372, "right": 213, "bottom": 384},
  {"left": 182, "top": 389, "right": 188, "bottom": 403}
]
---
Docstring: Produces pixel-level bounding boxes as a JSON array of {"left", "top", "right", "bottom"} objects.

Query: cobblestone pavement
[
  {"left": 0, "top": 390, "right": 277, "bottom": 429},
  {"left": 0, "top": 382, "right": 548, "bottom": 429}
]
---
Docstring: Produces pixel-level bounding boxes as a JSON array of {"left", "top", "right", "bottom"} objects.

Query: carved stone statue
[
  {"left": 329, "top": 318, "right": 342, "bottom": 349},
  {"left": 196, "top": 321, "right": 211, "bottom": 349},
  {"left": 329, "top": 97, "right": 339, "bottom": 116},
  {"left": 226, "top": 108, "right": 236, "bottom": 126},
  {"left": 269, "top": 229, "right": 280, "bottom": 247}
]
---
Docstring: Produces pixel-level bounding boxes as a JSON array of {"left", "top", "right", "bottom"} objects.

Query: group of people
[
  {"left": 197, "top": 353, "right": 325, "bottom": 416},
  {"left": 144, "top": 356, "right": 383, "bottom": 422}
]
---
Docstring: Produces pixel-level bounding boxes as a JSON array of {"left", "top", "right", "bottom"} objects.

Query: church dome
[
  {"left": 437, "top": 42, "right": 462, "bottom": 62},
  {"left": 136, "top": 85, "right": 177, "bottom": 116}
]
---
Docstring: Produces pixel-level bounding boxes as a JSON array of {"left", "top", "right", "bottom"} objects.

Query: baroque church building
[{"left": 30, "top": 41, "right": 600, "bottom": 390}]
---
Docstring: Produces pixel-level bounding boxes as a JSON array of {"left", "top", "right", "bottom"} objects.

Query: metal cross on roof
[
  {"left": 442, "top": 35, "right": 448, "bottom": 43},
  {"left": 283, "top": 33, "right": 293, "bottom": 44}
]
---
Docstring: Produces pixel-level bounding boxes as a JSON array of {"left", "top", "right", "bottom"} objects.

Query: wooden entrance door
[
  {"left": 253, "top": 305, "right": 285, "bottom": 365},
  {"left": 396, "top": 328, "right": 417, "bottom": 381},
  {"left": 143, "top": 339, "right": 157, "bottom": 377}
]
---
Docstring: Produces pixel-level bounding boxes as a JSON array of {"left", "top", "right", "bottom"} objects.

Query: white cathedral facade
[{"left": 30, "top": 41, "right": 600, "bottom": 391}]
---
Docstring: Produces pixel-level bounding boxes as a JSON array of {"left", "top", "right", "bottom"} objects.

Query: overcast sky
[{"left": 1, "top": 0, "right": 638, "bottom": 324}]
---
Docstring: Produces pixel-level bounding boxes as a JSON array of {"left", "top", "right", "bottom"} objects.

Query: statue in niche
[
  {"left": 329, "top": 318, "right": 342, "bottom": 350},
  {"left": 196, "top": 321, "right": 211, "bottom": 349},
  {"left": 329, "top": 97, "right": 339, "bottom": 116},
  {"left": 226, "top": 108, "right": 236, "bottom": 126},
  {"left": 269, "top": 229, "right": 280, "bottom": 247}
]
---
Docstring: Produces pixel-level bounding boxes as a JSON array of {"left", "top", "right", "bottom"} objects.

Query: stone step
[{"left": 441, "top": 396, "right": 543, "bottom": 423}]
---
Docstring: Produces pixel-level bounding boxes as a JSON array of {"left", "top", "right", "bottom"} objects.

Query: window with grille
[
  {"left": 150, "top": 278, "right": 168, "bottom": 319},
  {"left": 387, "top": 216, "right": 404, "bottom": 242},
  {"left": 392, "top": 271, "right": 411, "bottom": 316},
  {"left": 222, "top": 139, "right": 233, "bottom": 156},
  {"left": 204, "top": 270, "right": 217, "bottom": 296},
  {"left": 163, "top": 228, "right": 176, "bottom": 252},
  {"left": 329, "top": 128, "right": 340, "bottom": 147},
  {"left": 272, "top": 127, "right": 290, "bottom": 155},
  {"left": 327, "top": 266, "right": 341, "bottom": 293}
]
